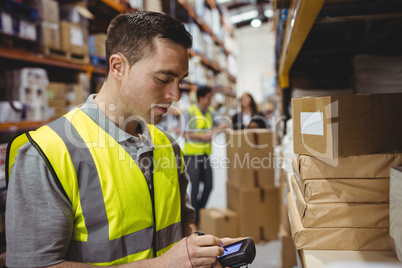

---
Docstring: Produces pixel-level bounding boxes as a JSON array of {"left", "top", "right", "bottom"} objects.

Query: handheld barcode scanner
[{"left": 217, "top": 237, "right": 256, "bottom": 268}]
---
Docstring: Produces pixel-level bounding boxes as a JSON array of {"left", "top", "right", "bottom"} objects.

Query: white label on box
[
  {"left": 1, "top": 12, "right": 13, "bottom": 34},
  {"left": 300, "top": 112, "right": 324, "bottom": 136},
  {"left": 70, "top": 26, "right": 83, "bottom": 46},
  {"left": 19, "top": 20, "right": 37, "bottom": 41}
]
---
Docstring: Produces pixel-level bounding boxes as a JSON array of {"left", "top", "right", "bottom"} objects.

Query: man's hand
[
  {"left": 159, "top": 233, "right": 224, "bottom": 268},
  {"left": 186, "top": 234, "right": 224, "bottom": 268},
  {"left": 212, "top": 237, "right": 250, "bottom": 268}
]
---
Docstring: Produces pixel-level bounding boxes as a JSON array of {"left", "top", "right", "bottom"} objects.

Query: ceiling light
[
  {"left": 230, "top": 10, "right": 258, "bottom": 24},
  {"left": 250, "top": 18, "right": 262, "bottom": 27}
]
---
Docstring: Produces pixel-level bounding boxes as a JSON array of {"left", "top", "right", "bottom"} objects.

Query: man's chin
[{"left": 146, "top": 114, "right": 163, "bottom": 125}]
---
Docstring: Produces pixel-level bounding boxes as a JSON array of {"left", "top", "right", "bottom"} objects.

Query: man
[
  {"left": 182, "top": 86, "right": 227, "bottom": 225},
  {"left": 6, "top": 11, "right": 235, "bottom": 267}
]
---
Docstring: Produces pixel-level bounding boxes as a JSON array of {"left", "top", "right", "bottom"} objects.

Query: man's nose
[{"left": 166, "top": 83, "right": 181, "bottom": 102}]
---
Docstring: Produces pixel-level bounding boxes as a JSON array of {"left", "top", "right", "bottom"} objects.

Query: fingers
[
  {"left": 191, "top": 234, "right": 222, "bottom": 247},
  {"left": 220, "top": 236, "right": 248, "bottom": 246},
  {"left": 186, "top": 234, "right": 224, "bottom": 267}
]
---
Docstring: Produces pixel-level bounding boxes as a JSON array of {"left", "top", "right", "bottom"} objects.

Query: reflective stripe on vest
[
  {"left": 183, "top": 105, "right": 213, "bottom": 155},
  {"left": 9, "top": 108, "right": 182, "bottom": 265},
  {"left": 6, "top": 133, "right": 29, "bottom": 188}
]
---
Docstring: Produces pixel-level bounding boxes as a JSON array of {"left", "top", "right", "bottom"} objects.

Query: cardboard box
[
  {"left": 60, "top": 3, "right": 90, "bottom": 27},
  {"left": 294, "top": 153, "right": 402, "bottom": 179},
  {"left": 226, "top": 181, "right": 279, "bottom": 242},
  {"left": 287, "top": 191, "right": 393, "bottom": 250},
  {"left": 390, "top": 166, "right": 402, "bottom": 261},
  {"left": 279, "top": 171, "right": 291, "bottom": 231},
  {"left": 66, "top": 84, "right": 85, "bottom": 105},
  {"left": 48, "top": 100, "right": 67, "bottom": 119},
  {"left": 301, "top": 250, "right": 400, "bottom": 268},
  {"left": 279, "top": 224, "right": 297, "bottom": 268},
  {"left": 36, "top": 0, "right": 60, "bottom": 24},
  {"left": 295, "top": 175, "right": 389, "bottom": 204},
  {"left": 292, "top": 93, "right": 402, "bottom": 158},
  {"left": 226, "top": 129, "right": 276, "bottom": 188},
  {"left": 60, "top": 21, "right": 87, "bottom": 55},
  {"left": 199, "top": 207, "right": 239, "bottom": 238},
  {"left": 38, "top": 22, "right": 60, "bottom": 49},
  {"left": 89, "top": 34, "right": 106, "bottom": 58},
  {"left": 292, "top": 153, "right": 402, "bottom": 203},
  {"left": 47, "top": 82, "right": 67, "bottom": 101},
  {"left": 290, "top": 174, "right": 389, "bottom": 228}
]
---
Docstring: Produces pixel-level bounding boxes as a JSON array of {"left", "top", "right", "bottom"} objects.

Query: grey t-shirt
[{"left": 5, "top": 94, "right": 195, "bottom": 267}]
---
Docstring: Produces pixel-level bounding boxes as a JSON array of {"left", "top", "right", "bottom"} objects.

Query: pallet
[
  {"left": 90, "top": 54, "right": 107, "bottom": 67},
  {"left": 42, "top": 46, "right": 90, "bottom": 64}
]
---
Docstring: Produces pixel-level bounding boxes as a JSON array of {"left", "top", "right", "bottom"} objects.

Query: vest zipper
[{"left": 149, "top": 153, "right": 157, "bottom": 258}]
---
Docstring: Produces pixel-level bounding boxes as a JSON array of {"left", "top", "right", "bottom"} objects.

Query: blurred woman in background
[{"left": 232, "top": 93, "right": 268, "bottom": 129}]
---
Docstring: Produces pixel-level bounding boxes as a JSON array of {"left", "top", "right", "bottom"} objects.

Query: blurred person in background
[
  {"left": 181, "top": 86, "right": 227, "bottom": 225},
  {"left": 232, "top": 92, "right": 268, "bottom": 129}
]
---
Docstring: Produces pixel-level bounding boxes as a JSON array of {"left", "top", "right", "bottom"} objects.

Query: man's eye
[{"left": 158, "top": 78, "right": 169, "bottom": 84}]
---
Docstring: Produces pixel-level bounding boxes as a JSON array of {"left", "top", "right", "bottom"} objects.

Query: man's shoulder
[{"left": 14, "top": 139, "right": 43, "bottom": 160}]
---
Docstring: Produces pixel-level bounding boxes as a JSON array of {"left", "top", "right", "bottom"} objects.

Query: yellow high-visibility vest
[
  {"left": 6, "top": 108, "right": 184, "bottom": 266},
  {"left": 183, "top": 104, "right": 214, "bottom": 155}
]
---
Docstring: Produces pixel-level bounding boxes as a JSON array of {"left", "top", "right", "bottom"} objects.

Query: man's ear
[{"left": 109, "top": 54, "right": 127, "bottom": 81}]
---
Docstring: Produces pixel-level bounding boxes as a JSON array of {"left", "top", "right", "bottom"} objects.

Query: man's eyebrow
[{"left": 156, "top": 70, "right": 189, "bottom": 79}]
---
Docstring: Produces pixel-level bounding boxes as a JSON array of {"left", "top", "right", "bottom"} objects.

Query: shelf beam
[
  {"left": 278, "top": 0, "right": 325, "bottom": 88},
  {"left": 0, "top": 47, "right": 107, "bottom": 76},
  {"left": 0, "top": 47, "right": 89, "bottom": 72},
  {"left": 99, "top": 0, "right": 125, "bottom": 12},
  {"left": 0, "top": 120, "right": 50, "bottom": 133}
]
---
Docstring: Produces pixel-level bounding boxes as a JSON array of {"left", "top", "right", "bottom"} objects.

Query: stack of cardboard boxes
[
  {"left": 0, "top": 68, "right": 49, "bottom": 122},
  {"left": 47, "top": 73, "right": 90, "bottom": 119},
  {"left": 89, "top": 33, "right": 106, "bottom": 66},
  {"left": 289, "top": 93, "right": 402, "bottom": 252},
  {"left": 37, "top": 0, "right": 60, "bottom": 52},
  {"left": 36, "top": 0, "right": 89, "bottom": 63},
  {"left": 199, "top": 129, "right": 280, "bottom": 243}
]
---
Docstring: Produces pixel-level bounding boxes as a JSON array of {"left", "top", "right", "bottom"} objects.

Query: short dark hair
[
  {"left": 197, "top": 85, "right": 212, "bottom": 100},
  {"left": 105, "top": 11, "right": 193, "bottom": 76}
]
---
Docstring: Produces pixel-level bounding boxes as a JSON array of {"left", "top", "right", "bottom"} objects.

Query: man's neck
[
  {"left": 94, "top": 89, "right": 141, "bottom": 138},
  {"left": 198, "top": 103, "right": 208, "bottom": 113}
]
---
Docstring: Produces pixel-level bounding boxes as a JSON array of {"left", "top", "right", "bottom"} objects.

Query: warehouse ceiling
[{"left": 217, "top": 0, "right": 273, "bottom": 28}]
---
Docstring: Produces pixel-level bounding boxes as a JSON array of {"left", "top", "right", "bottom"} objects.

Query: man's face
[
  {"left": 118, "top": 38, "right": 189, "bottom": 124},
  {"left": 200, "top": 92, "right": 213, "bottom": 108}
]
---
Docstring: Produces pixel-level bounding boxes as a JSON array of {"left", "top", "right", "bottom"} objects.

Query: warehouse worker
[
  {"left": 5, "top": 11, "right": 236, "bottom": 267},
  {"left": 232, "top": 93, "right": 268, "bottom": 130},
  {"left": 182, "top": 86, "right": 228, "bottom": 225}
]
